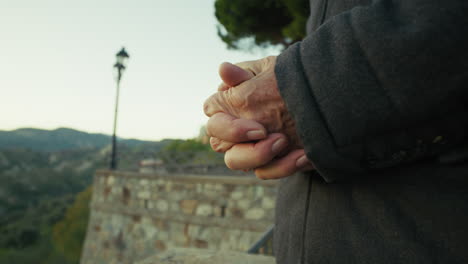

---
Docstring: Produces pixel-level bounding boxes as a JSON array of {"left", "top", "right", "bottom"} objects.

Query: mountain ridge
[{"left": 0, "top": 127, "right": 166, "bottom": 151}]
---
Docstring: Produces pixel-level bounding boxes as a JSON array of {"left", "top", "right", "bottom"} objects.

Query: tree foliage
[
  {"left": 52, "top": 186, "right": 92, "bottom": 264},
  {"left": 215, "top": 0, "right": 310, "bottom": 50},
  {"left": 159, "top": 139, "right": 224, "bottom": 165},
  {"left": 0, "top": 195, "right": 73, "bottom": 264},
  {"left": 163, "top": 139, "right": 211, "bottom": 153}
]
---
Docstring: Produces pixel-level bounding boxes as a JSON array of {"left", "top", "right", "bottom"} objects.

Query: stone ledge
[
  {"left": 135, "top": 248, "right": 276, "bottom": 264},
  {"left": 90, "top": 203, "right": 272, "bottom": 232},
  {"left": 96, "top": 170, "right": 278, "bottom": 187}
]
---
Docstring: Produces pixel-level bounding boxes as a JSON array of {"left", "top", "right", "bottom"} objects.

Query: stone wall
[
  {"left": 80, "top": 170, "right": 277, "bottom": 264},
  {"left": 136, "top": 248, "right": 276, "bottom": 264}
]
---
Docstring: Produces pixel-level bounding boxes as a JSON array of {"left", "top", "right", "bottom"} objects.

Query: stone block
[
  {"left": 140, "top": 179, "right": 149, "bottom": 186},
  {"left": 147, "top": 201, "right": 154, "bottom": 209},
  {"left": 214, "top": 183, "right": 223, "bottom": 191},
  {"left": 245, "top": 208, "right": 265, "bottom": 220},
  {"left": 107, "top": 175, "right": 115, "bottom": 185},
  {"left": 193, "top": 239, "right": 209, "bottom": 249},
  {"left": 237, "top": 199, "right": 250, "bottom": 210},
  {"left": 238, "top": 232, "right": 254, "bottom": 251},
  {"left": 261, "top": 197, "right": 275, "bottom": 209},
  {"left": 158, "top": 230, "right": 169, "bottom": 241},
  {"left": 112, "top": 187, "right": 122, "bottom": 195},
  {"left": 228, "top": 207, "right": 244, "bottom": 218},
  {"left": 230, "top": 191, "right": 243, "bottom": 200},
  {"left": 203, "top": 189, "right": 218, "bottom": 199},
  {"left": 254, "top": 186, "right": 264, "bottom": 197},
  {"left": 170, "top": 201, "right": 180, "bottom": 212},
  {"left": 204, "top": 183, "right": 214, "bottom": 190},
  {"left": 141, "top": 222, "right": 158, "bottom": 239},
  {"left": 195, "top": 204, "right": 213, "bottom": 216},
  {"left": 180, "top": 200, "right": 198, "bottom": 215},
  {"left": 213, "top": 206, "right": 226, "bottom": 217},
  {"left": 198, "top": 227, "right": 210, "bottom": 241},
  {"left": 156, "top": 200, "right": 169, "bottom": 212},
  {"left": 155, "top": 179, "right": 165, "bottom": 186},
  {"left": 155, "top": 240, "right": 166, "bottom": 251}
]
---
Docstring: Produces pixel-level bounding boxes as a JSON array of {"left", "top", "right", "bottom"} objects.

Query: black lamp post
[{"left": 110, "top": 47, "right": 130, "bottom": 170}]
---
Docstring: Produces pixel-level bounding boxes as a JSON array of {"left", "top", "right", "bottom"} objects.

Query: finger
[
  {"left": 235, "top": 60, "right": 263, "bottom": 76},
  {"left": 235, "top": 56, "right": 276, "bottom": 77},
  {"left": 219, "top": 62, "right": 255, "bottom": 87},
  {"left": 203, "top": 92, "right": 231, "bottom": 117},
  {"left": 210, "top": 137, "right": 235, "bottom": 153},
  {"left": 218, "top": 82, "right": 230, "bottom": 91},
  {"left": 254, "top": 149, "right": 314, "bottom": 180},
  {"left": 206, "top": 112, "right": 266, "bottom": 142},
  {"left": 204, "top": 84, "right": 253, "bottom": 118},
  {"left": 224, "top": 133, "right": 288, "bottom": 170}
]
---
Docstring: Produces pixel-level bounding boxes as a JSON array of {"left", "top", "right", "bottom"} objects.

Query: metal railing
[{"left": 247, "top": 225, "right": 274, "bottom": 256}]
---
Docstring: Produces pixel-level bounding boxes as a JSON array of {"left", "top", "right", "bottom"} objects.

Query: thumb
[{"left": 219, "top": 62, "right": 255, "bottom": 88}]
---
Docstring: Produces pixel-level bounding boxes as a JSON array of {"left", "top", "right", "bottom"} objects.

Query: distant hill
[
  {"left": 0, "top": 128, "right": 176, "bottom": 262},
  {"left": 0, "top": 127, "right": 164, "bottom": 151}
]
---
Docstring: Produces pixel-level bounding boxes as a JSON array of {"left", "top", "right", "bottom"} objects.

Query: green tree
[
  {"left": 163, "top": 139, "right": 211, "bottom": 153},
  {"left": 158, "top": 139, "right": 224, "bottom": 165},
  {"left": 52, "top": 186, "right": 92, "bottom": 264},
  {"left": 215, "top": 0, "right": 309, "bottom": 50}
]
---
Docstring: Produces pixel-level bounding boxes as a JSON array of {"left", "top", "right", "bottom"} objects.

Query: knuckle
[
  {"left": 203, "top": 93, "right": 221, "bottom": 117},
  {"left": 203, "top": 99, "right": 212, "bottom": 116},
  {"left": 205, "top": 119, "right": 215, "bottom": 137},
  {"left": 213, "top": 146, "right": 225, "bottom": 153},
  {"left": 224, "top": 154, "right": 236, "bottom": 170},
  {"left": 210, "top": 138, "right": 223, "bottom": 153},
  {"left": 225, "top": 87, "right": 244, "bottom": 108},
  {"left": 218, "top": 82, "right": 228, "bottom": 91},
  {"left": 215, "top": 142, "right": 232, "bottom": 153},
  {"left": 228, "top": 124, "right": 245, "bottom": 141},
  {"left": 207, "top": 113, "right": 242, "bottom": 141},
  {"left": 264, "top": 56, "right": 276, "bottom": 66}
]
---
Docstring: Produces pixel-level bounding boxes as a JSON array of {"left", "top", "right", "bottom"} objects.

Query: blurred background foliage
[
  {"left": 52, "top": 186, "right": 92, "bottom": 264},
  {"left": 159, "top": 139, "right": 224, "bottom": 165},
  {"left": 215, "top": 0, "right": 309, "bottom": 50},
  {"left": 0, "top": 128, "right": 219, "bottom": 264}
]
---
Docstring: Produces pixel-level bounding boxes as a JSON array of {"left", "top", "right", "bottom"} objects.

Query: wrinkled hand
[
  {"left": 204, "top": 56, "right": 301, "bottom": 149},
  {"left": 203, "top": 57, "right": 314, "bottom": 179}
]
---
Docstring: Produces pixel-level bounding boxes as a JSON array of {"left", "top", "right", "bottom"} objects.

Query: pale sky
[{"left": 0, "top": 0, "right": 280, "bottom": 141}]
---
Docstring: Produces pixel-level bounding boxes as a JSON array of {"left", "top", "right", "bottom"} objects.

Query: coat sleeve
[{"left": 275, "top": 0, "right": 468, "bottom": 182}]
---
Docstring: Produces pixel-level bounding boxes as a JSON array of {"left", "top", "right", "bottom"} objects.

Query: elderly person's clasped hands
[{"left": 203, "top": 56, "right": 314, "bottom": 179}]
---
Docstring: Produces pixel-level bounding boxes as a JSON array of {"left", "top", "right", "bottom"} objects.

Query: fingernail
[
  {"left": 246, "top": 130, "right": 265, "bottom": 140},
  {"left": 296, "top": 155, "right": 309, "bottom": 168},
  {"left": 272, "top": 138, "right": 287, "bottom": 153}
]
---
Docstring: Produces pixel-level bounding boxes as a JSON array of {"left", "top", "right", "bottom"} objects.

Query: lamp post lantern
[{"left": 110, "top": 47, "right": 129, "bottom": 170}]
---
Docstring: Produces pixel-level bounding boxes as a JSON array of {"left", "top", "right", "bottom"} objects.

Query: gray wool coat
[{"left": 273, "top": 0, "right": 468, "bottom": 263}]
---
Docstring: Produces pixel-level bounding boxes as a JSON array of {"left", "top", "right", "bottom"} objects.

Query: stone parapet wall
[
  {"left": 136, "top": 248, "right": 276, "bottom": 264},
  {"left": 80, "top": 170, "right": 277, "bottom": 264}
]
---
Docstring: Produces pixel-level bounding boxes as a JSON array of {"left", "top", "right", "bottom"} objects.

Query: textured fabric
[
  {"left": 275, "top": 163, "right": 468, "bottom": 264},
  {"left": 273, "top": 0, "right": 468, "bottom": 263},
  {"left": 277, "top": 0, "right": 468, "bottom": 182}
]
